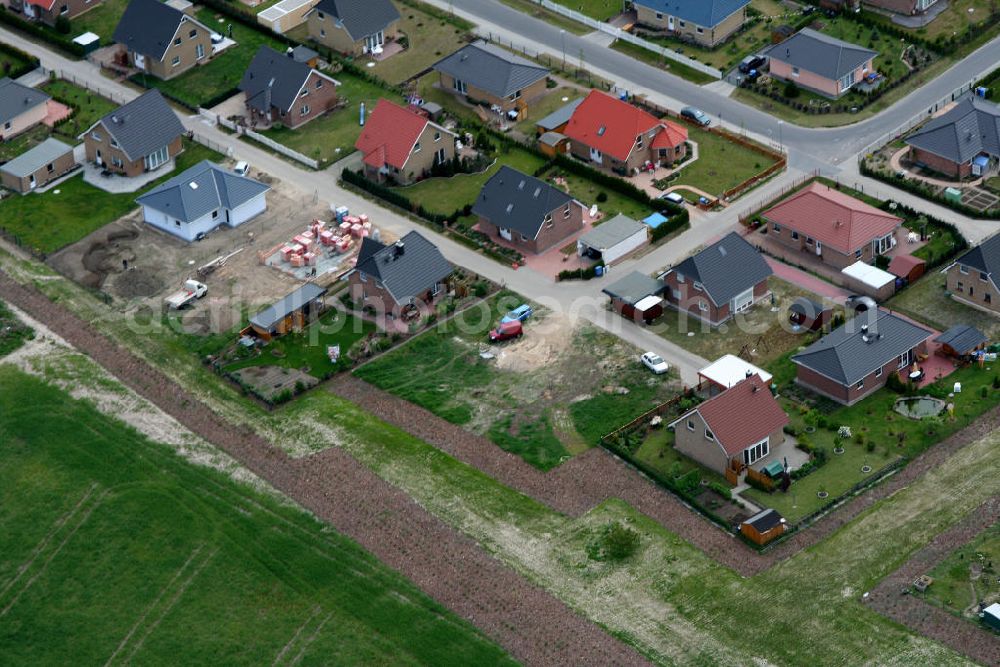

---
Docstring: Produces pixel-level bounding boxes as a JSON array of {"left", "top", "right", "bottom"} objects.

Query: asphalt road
[{"left": 434, "top": 0, "right": 1000, "bottom": 169}]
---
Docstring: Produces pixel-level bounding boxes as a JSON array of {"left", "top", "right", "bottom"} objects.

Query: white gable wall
[{"left": 226, "top": 191, "right": 268, "bottom": 228}]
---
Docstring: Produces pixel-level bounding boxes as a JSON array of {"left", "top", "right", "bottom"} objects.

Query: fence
[
  {"left": 53, "top": 68, "right": 132, "bottom": 106},
  {"left": 737, "top": 170, "right": 821, "bottom": 225},
  {"left": 197, "top": 108, "right": 320, "bottom": 169}
]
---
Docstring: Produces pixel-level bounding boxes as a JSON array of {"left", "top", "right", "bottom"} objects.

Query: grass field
[
  {"left": 0, "top": 141, "right": 220, "bottom": 255},
  {"left": 0, "top": 366, "right": 514, "bottom": 665},
  {"left": 537, "top": 164, "right": 655, "bottom": 221},
  {"left": 0, "top": 300, "right": 32, "bottom": 358},
  {"left": 2, "top": 247, "right": 996, "bottom": 665},
  {"left": 675, "top": 125, "right": 780, "bottom": 196},
  {"left": 609, "top": 41, "right": 718, "bottom": 85},
  {"left": 145, "top": 8, "right": 287, "bottom": 108},
  {"left": 497, "top": 0, "right": 591, "bottom": 34},
  {"left": 369, "top": 1, "right": 471, "bottom": 84},
  {"left": 922, "top": 522, "right": 1000, "bottom": 618},
  {"left": 513, "top": 87, "right": 582, "bottom": 135},
  {"left": 259, "top": 72, "right": 391, "bottom": 165},
  {"left": 70, "top": 0, "right": 128, "bottom": 43},
  {"left": 891, "top": 272, "right": 1000, "bottom": 339},
  {"left": 549, "top": 0, "right": 621, "bottom": 21}
]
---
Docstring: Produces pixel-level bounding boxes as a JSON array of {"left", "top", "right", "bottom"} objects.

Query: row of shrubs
[
  {"left": 0, "top": 6, "right": 85, "bottom": 57},
  {"left": 0, "top": 38, "right": 40, "bottom": 79},
  {"left": 859, "top": 160, "right": 1000, "bottom": 220}
]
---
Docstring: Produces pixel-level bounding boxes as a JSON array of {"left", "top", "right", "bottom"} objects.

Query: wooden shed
[
  {"left": 788, "top": 296, "right": 832, "bottom": 332},
  {"left": 887, "top": 254, "right": 926, "bottom": 284},
  {"left": 934, "top": 324, "right": 988, "bottom": 358},
  {"left": 247, "top": 283, "right": 326, "bottom": 341},
  {"left": 740, "top": 508, "right": 786, "bottom": 546}
]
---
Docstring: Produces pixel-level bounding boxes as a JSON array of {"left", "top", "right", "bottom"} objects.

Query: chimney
[
  {"left": 745, "top": 369, "right": 752, "bottom": 379},
  {"left": 394, "top": 240, "right": 405, "bottom": 258},
  {"left": 265, "top": 77, "right": 275, "bottom": 112}
]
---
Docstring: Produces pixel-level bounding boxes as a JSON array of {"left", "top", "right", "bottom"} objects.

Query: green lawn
[
  {"left": 632, "top": 425, "right": 730, "bottom": 489},
  {"left": 369, "top": 1, "right": 471, "bottom": 84},
  {"left": 496, "top": 0, "right": 591, "bottom": 34},
  {"left": 675, "top": 125, "right": 780, "bottom": 197},
  {"left": 0, "top": 49, "right": 32, "bottom": 77},
  {"left": 70, "top": 0, "right": 128, "bottom": 44},
  {"left": 0, "top": 366, "right": 514, "bottom": 665},
  {"left": 921, "top": 522, "right": 1000, "bottom": 618},
  {"left": 415, "top": 73, "right": 482, "bottom": 124},
  {"left": 42, "top": 79, "right": 119, "bottom": 142},
  {"left": 514, "top": 86, "right": 581, "bottom": 135},
  {"left": 143, "top": 8, "right": 288, "bottom": 108},
  {"left": 258, "top": 72, "right": 391, "bottom": 165},
  {"left": 223, "top": 308, "right": 375, "bottom": 377},
  {"left": 392, "top": 145, "right": 548, "bottom": 216},
  {"left": 549, "top": 0, "right": 621, "bottom": 21},
  {"left": 0, "top": 141, "right": 220, "bottom": 255},
  {"left": 0, "top": 300, "right": 33, "bottom": 358},
  {"left": 0, "top": 124, "right": 50, "bottom": 163},
  {"left": 890, "top": 271, "right": 1000, "bottom": 339},
  {"left": 537, "top": 164, "right": 654, "bottom": 221},
  {"left": 870, "top": 0, "right": 997, "bottom": 41},
  {"left": 609, "top": 40, "right": 718, "bottom": 85}
]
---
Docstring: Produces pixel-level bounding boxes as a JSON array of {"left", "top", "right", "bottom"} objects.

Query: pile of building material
[{"left": 262, "top": 207, "right": 381, "bottom": 280}]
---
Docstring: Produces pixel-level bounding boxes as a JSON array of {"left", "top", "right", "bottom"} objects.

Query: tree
[{"left": 783, "top": 80, "right": 800, "bottom": 99}]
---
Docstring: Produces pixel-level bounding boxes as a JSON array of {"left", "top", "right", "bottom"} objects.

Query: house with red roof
[
  {"left": 20, "top": 0, "right": 101, "bottom": 25},
  {"left": 761, "top": 182, "right": 902, "bottom": 270},
  {"left": 562, "top": 90, "right": 688, "bottom": 175},
  {"left": 355, "top": 99, "right": 456, "bottom": 185},
  {"left": 669, "top": 374, "right": 788, "bottom": 475}
]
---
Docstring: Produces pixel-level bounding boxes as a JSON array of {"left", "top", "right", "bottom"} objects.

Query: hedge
[
  {"left": 0, "top": 40, "right": 40, "bottom": 79},
  {"left": 859, "top": 160, "right": 1000, "bottom": 220},
  {"left": 0, "top": 6, "right": 84, "bottom": 57}
]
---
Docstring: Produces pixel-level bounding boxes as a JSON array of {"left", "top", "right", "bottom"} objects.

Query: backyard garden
[
  {"left": 368, "top": 0, "right": 473, "bottom": 85},
  {"left": 919, "top": 522, "right": 1000, "bottom": 623}
]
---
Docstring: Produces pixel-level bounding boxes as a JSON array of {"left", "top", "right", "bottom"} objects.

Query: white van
[{"left": 233, "top": 161, "right": 250, "bottom": 176}]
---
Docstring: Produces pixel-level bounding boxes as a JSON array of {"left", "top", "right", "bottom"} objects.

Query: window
[
  {"left": 174, "top": 37, "right": 181, "bottom": 46},
  {"left": 195, "top": 43, "right": 205, "bottom": 60},
  {"left": 91, "top": 131, "right": 101, "bottom": 141},
  {"left": 987, "top": 293, "right": 993, "bottom": 304},
  {"left": 172, "top": 56, "right": 181, "bottom": 67},
  {"left": 189, "top": 29, "right": 197, "bottom": 38},
  {"left": 315, "top": 79, "right": 323, "bottom": 89},
  {"left": 317, "top": 10, "right": 324, "bottom": 19},
  {"left": 59, "top": 4, "right": 68, "bottom": 13},
  {"left": 957, "top": 281, "right": 964, "bottom": 292},
  {"left": 301, "top": 104, "right": 310, "bottom": 115},
  {"left": 874, "top": 233, "right": 893, "bottom": 255},
  {"left": 875, "top": 366, "right": 883, "bottom": 378},
  {"left": 563, "top": 203, "right": 571, "bottom": 218},
  {"left": 676, "top": 272, "right": 685, "bottom": 283},
  {"left": 805, "top": 236, "right": 814, "bottom": 245},
  {"left": 453, "top": 79, "right": 467, "bottom": 94},
  {"left": 686, "top": 419, "right": 694, "bottom": 431},
  {"left": 509, "top": 90, "right": 521, "bottom": 101},
  {"left": 840, "top": 70, "right": 857, "bottom": 90},
  {"left": 704, "top": 428, "right": 714, "bottom": 441},
  {"left": 959, "top": 264, "right": 969, "bottom": 275},
  {"left": 696, "top": 26, "right": 703, "bottom": 34},
  {"left": 791, "top": 231, "right": 799, "bottom": 240},
  {"left": 897, "top": 351, "right": 910, "bottom": 369},
  {"left": 434, "top": 131, "right": 441, "bottom": 142},
  {"left": 520, "top": 233, "right": 529, "bottom": 242},
  {"left": 693, "top": 281, "right": 703, "bottom": 291},
  {"left": 413, "top": 142, "right": 421, "bottom": 153},
  {"left": 543, "top": 214, "right": 553, "bottom": 228},
  {"left": 698, "top": 300, "right": 708, "bottom": 312},
  {"left": 175, "top": 219, "right": 180, "bottom": 227},
  {"left": 855, "top": 379, "right": 864, "bottom": 390},
  {"left": 855, "top": 249, "right": 863, "bottom": 259},
  {"left": 46, "top": 163, "right": 54, "bottom": 173},
  {"left": 431, "top": 282, "right": 443, "bottom": 296},
  {"left": 772, "top": 223, "right": 781, "bottom": 233},
  {"left": 792, "top": 66, "right": 800, "bottom": 77},
  {"left": 981, "top": 271, "right": 989, "bottom": 282},
  {"left": 110, "top": 137, "right": 118, "bottom": 148},
  {"left": 743, "top": 439, "right": 769, "bottom": 466},
  {"left": 655, "top": 11, "right": 662, "bottom": 19},
  {"left": 359, "top": 273, "right": 367, "bottom": 282},
  {"left": 3, "top": 121, "right": 10, "bottom": 130},
  {"left": 635, "top": 134, "right": 643, "bottom": 149},
  {"left": 679, "top": 20, "right": 685, "bottom": 27},
  {"left": 320, "top": 29, "right": 326, "bottom": 37},
  {"left": 212, "top": 210, "right": 219, "bottom": 219},
  {"left": 300, "top": 88, "right": 309, "bottom": 97},
  {"left": 970, "top": 287, "right": 975, "bottom": 297}
]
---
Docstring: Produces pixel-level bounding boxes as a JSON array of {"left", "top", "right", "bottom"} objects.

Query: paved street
[{"left": 0, "top": 12, "right": 997, "bottom": 383}]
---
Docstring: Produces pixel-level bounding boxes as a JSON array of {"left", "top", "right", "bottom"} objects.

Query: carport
[
  {"left": 577, "top": 214, "right": 648, "bottom": 265},
  {"left": 602, "top": 271, "right": 663, "bottom": 324},
  {"left": 841, "top": 261, "right": 896, "bottom": 301}
]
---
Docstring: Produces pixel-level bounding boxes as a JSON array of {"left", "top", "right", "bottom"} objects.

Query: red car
[{"left": 489, "top": 320, "right": 523, "bottom": 342}]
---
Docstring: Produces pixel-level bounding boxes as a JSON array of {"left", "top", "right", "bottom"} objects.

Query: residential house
[
  {"left": 792, "top": 309, "right": 933, "bottom": 405},
  {"left": 761, "top": 182, "right": 902, "bottom": 270},
  {"left": 83, "top": 89, "right": 185, "bottom": 177},
  {"left": 669, "top": 374, "right": 789, "bottom": 476},
  {"left": 661, "top": 232, "right": 773, "bottom": 325},
  {"left": 306, "top": 0, "right": 400, "bottom": 57},
  {"left": 602, "top": 271, "right": 664, "bottom": 324},
  {"left": 944, "top": 233, "right": 1000, "bottom": 315},
  {"left": 239, "top": 46, "right": 340, "bottom": 129},
  {"left": 905, "top": 96, "right": 1000, "bottom": 179},
  {"left": 354, "top": 98, "right": 455, "bottom": 185},
  {"left": 135, "top": 160, "right": 270, "bottom": 242},
  {"left": 0, "top": 138, "right": 76, "bottom": 193},
  {"left": 432, "top": 40, "right": 549, "bottom": 116},
  {"left": 633, "top": 0, "right": 750, "bottom": 47},
  {"left": 113, "top": 0, "right": 214, "bottom": 80},
  {"left": 471, "top": 165, "right": 585, "bottom": 254},
  {"left": 562, "top": 90, "right": 688, "bottom": 175},
  {"left": 764, "top": 28, "right": 878, "bottom": 99},
  {"left": 348, "top": 230, "right": 453, "bottom": 320},
  {"left": 248, "top": 283, "right": 327, "bottom": 341},
  {"left": 0, "top": 78, "right": 50, "bottom": 141},
  {"left": 864, "top": 0, "right": 940, "bottom": 16},
  {"left": 20, "top": 0, "right": 102, "bottom": 25}
]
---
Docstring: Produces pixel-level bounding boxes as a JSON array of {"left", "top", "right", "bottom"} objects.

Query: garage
[
  {"left": 602, "top": 271, "right": 664, "bottom": 324},
  {"left": 577, "top": 214, "right": 648, "bottom": 265}
]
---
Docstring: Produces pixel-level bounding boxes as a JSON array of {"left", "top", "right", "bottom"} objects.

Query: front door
[
  {"left": 589, "top": 147, "right": 602, "bottom": 164},
  {"left": 95, "top": 149, "right": 103, "bottom": 166},
  {"left": 28, "top": 174, "right": 35, "bottom": 190},
  {"left": 668, "top": 16, "right": 674, "bottom": 31},
  {"left": 815, "top": 240, "right": 823, "bottom": 256}
]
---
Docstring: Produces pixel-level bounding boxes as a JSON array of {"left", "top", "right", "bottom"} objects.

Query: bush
[
  {"left": 708, "top": 481, "right": 732, "bottom": 500},
  {"left": 595, "top": 191, "right": 608, "bottom": 203},
  {"left": 0, "top": 6, "right": 84, "bottom": 57},
  {"left": 885, "top": 371, "right": 907, "bottom": 394},
  {"left": 783, "top": 80, "right": 800, "bottom": 99},
  {"left": 595, "top": 523, "right": 640, "bottom": 561}
]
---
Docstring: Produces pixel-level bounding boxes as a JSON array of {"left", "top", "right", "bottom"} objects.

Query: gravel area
[
  {"left": 0, "top": 270, "right": 649, "bottom": 667},
  {"left": 868, "top": 498, "right": 1000, "bottom": 666}
]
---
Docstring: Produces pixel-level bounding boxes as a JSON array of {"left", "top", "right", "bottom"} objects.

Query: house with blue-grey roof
[
  {"left": 944, "top": 232, "right": 1000, "bottom": 315},
  {"left": 764, "top": 28, "right": 878, "bottom": 99},
  {"left": 83, "top": 89, "right": 185, "bottom": 177},
  {"left": 305, "top": 0, "right": 400, "bottom": 57},
  {"left": 113, "top": 0, "right": 215, "bottom": 81},
  {"left": 660, "top": 232, "right": 772, "bottom": 325},
  {"left": 905, "top": 96, "right": 1000, "bottom": 179},
  {"left": 792, "top": 309, "right": 933, "bottom": 405},
  {"left": 348, "top": 231, "right": 453, "bottom": 320},
  {"left": 432, "top": 41, "right": 549, "bottom": 116},
  {"left": 136, "top": 160, "right": 270, "bottom": 242},
  {"left": 633, "top": 0, "right": 750, "bottom": 47},
  {"left": 239, "top": 46, "right": 340, "bottom": 129},
  {"left": 0, "top": 77, "right": 51, "bottom": 141}
]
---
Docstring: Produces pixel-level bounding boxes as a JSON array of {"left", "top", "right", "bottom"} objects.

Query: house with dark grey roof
[
  {"left": 239, "top": 46, "right": 340, "bottom": 129},
  {"left": 432, "top": 41, "right": 550, "bottom": 115},
  {"left": 660, "top": 232, "right": 773, "bottom": 325},
  {"left": 792, "top": 309, "right": 933, "bottom": 405},
  {"left": 471, "top": 166, "right": 585, "bottom": 254},
  {"left": 136, "top": 160, "right": 270, "bottom": 242},
  {"left": 83, "top": 90, "right": 185, "bottom": 177},
  {"left": 865, "top": 0, "right": 941, "bottom": 17},
  {"left": 944, "top": 233, "right": 1000, "bottom": 315},
  {"left": 0, "top": 138, "right": 77, "bottom": 194},
  {"left": 113, "top": 0, "right": 214, "bottom": 80},
  {"left": 905, "top": 96, "right": 1000, "bottom": 179},
  {"left": 765, "top": 28, "right": 878, "bottom": 99},
  {"left": 0, "top": 78, "right": 51, "bottom": 141},
  {"left": 633, "top": 0, "right": 750, "bottom": 47},
  {"left": 348, "top": 231, "right": 453, "bottom": 320},
  {"left": 249, "top": 283, "right": 327, "bottom": 340},
  {"left": 306, "top": 0, "right": 400, "bottom": 57}
]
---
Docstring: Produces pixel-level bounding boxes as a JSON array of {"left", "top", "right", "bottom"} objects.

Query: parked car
[
  {"left": 489, "top": 320, "right": 523, "bottom": 342},
  {"left": 233, "top": 160, "right": 250, "bottom": 176},
  {"left": 501, "top": 304, "right": 533, "bottom": 323},
  {"left": 844, "top": 295, "right": 876, "bottom": 313},
  {"left": 681, "top": 107, "right": 711, "bottom": 126},
  {"left": 641, "top": 351, "right": 669, "bottom": 374},
  {"left": 739, "top": 55, "right": 767, "bottom": 74},
  {"left": 661, "top": 192, "right": 685, "bottom": 206}
]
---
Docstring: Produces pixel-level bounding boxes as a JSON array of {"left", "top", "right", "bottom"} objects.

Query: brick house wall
[
  {"left": 33, "top": 0, "right": 101, "bottom": 24},
  {"left": 349, "top": 271, "right": 444, "bottom": 318},
  {"left": 795, "top": 340, "right": 928, "bottom": 405},
  {"left": 127, "top": 17, "right": 212, "bottom": 80},
  {"left": 247, "top": 71, "right": 338, "bottom": 129},
  {"left": 0, "top": 103, "right": 48, "bottom": 141},
  {"left": 479, "top": 201, "right": 584, "bottom": 255},
  {"left": 769, "top": 57, "right": 874, "bottom": 99},
  {"left": 946, "top": 263, "right": 1000, "bottom": 314},
  {"left": 1, "top": 148, "right": 76, "bottom": 193},
  {"left": 764, "top": 219, "right": 879, "bottom": 270},
  {"left": 908, "top": 146, "right": 970, "bottom": 179},
  {"left": 307, "top": 12, "right": 399, "bottom": 56},
  {"left": 568, "top": 127, "right": 686, "bottom": 175},
  {"left": 674, "top": 410, "right": 785, "bottom": 475},
  {"left": 663, "top": 273, "right": 768, "bottom": 325},
  {"left": 437, "top": 73, "right": 548, "bottom": 113},
  {"left": 85, "top": 126, "right": 183, "bottom": 177},
  {"left": 635, "top": 5, "right": 746, "bottom": 47}
]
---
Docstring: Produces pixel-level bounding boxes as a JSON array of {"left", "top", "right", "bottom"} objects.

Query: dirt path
[
  {"left": 868, "top": 496, "right": 1000, "bottom": 667},
  {"left": 0, "top": 270, "right": 649, "bottom": 667},
  {"left": 331, "top": 375, "right": 1000, "bottom": 578}
]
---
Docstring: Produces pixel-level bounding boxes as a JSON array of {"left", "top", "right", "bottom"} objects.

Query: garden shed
[
  {"left": 887, "top": 254, "right": 926, "bottom": 283},
  {"left": 934, "top": 324, "right": 988, "bottom": 358},
  {"left": 982, "top": 603, "right": 1000, "bottom": 631},
  {"left": 740, "top": 508, "right": 786, "bottom": 546},
  {"left": 247, "top": 283, "right": 327, "bottom": 341},
  {"left": 602, "top": 271, "right": 663, "bottom": 324},
  {"left": 841, "top": 261, "right": 896, "bottom": 301},
  {"left": 788, "top": 296, "right": 831, "bottom": 332}
]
